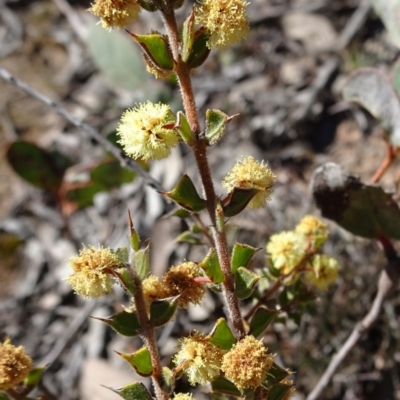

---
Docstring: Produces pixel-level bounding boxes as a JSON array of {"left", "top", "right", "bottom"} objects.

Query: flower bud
[{"left": 163, "top": 262, "right": 206, "bottom": 308}]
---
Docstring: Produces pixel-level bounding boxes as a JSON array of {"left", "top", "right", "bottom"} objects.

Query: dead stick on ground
[
  {"left": 0, "top": 66, "right": 165, "bottom": 193},
  {"left": 306, "top": 266, "right": 398, "bottom": 400}
]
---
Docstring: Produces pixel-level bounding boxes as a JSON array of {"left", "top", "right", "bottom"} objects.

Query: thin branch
[
  {"left": 161, "top": 9, "right": 246, "bottom": 339},
  {"left": 370, "top": 140, "right": 396, "bottom": 184},
  {"left": 192, "top": 213, "right": 214, "bottom": 247},
  {"left": 0, "top": 67, "right": 165, "bottom": 193},
  {"left": 306, "top": 265, "right": 399, "bottom": 400},
  {"left": 38, "top": 300, "right": 97, "bottom": 368}
]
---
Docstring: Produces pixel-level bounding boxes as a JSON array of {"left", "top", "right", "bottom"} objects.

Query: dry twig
[
  {"left": 0, "top": 67, "right": 165, "bottom": 193},
  {"left": 307, "top": 259, "right": 400, "bottom": 400}
]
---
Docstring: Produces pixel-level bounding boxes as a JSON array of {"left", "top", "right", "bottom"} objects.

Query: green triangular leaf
[
  {"left": 174, "top": 111, "right": 194, "bottom": 144},
  {"left": 234, "top": 267, "right": 261, "bottom": 299},
  {"left": 267, "top": 383, "right": 293, "bottom": 400},
  {"left": 181, "top": 9, "right": 195, "bottom": 63},
  {"left": 106, "top": 382, "right": 153, "bottom": 400},
  {"left": 127, "top": 32, "right": 174, "bottom": 71},
  {"left": 248, "top": 307, "right": 278, "bottom": 338},
  {"left": 199, "top": 248, "right": 224, "bottom": 284},
  {"left": 119, "top": 347, "right": 153, "bottom": 377},
  {"left": 187, "top": 27, "right": 211, "bottom": 69},
  {"left": 231, "top": 243, "right": 259, "bottom": 274},
  {"left": 97, "top": 310, "right": 140, "bottom": 337},
  {"left": 134, "top": 245, "right": 150, "bottom": 281},
  {"left": 209, "top": 318, "right": 237, "bottom": 350},
  {"left": 205, "top": 109, "right": 228, "bottom": 145},
  {"left": 263, "top": 363, "right": 290, "bottom": 388},
  {"left": 115, "top": 268, "right": 137, "bottom": 295},
  {"left": 176, "top": 230, "right": 203, "bottom": 245},
  {"left": 24, "top": 366, "right": 45, "bottom": 388},
  {"left": 162, "top": 175, "right": 206, "bottom": 212},
  {"left": 223, "top": 188, "right": 259, "bottom": 217},
  {"left": 150, "top": 298, "right": 177, "bottom": 327},
  {"left": 211, "top": 377, "right": 242, "bottom": 397}
]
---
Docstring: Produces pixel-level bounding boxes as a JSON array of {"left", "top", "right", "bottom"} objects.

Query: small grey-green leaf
[
  {"left": 86, "top": 22, "right": 149, "bottom": 91},
  {"left": 369, "top": 0, "right": 400, "bottom": 49},
  {"left": 343, "top": 68, "right": 400, "bottom": 146}
]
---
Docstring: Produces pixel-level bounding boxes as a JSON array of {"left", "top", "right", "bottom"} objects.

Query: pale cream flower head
[
  {"left": 222, "top": 156, "right": 276, "bottom": 209},
  {"left": 89, "top": 0, "right": 141, "bottom": 30},
  {"left": 266, "top": 231, "right": 307, "bottom": 274},
  {"left": 195, "top": 0, "right": 250, "bottom": 49},
  {"left": 117, "top": 101, "right": 179, "bottom": 161},
  {"left": 174, "top": 332, "right": 224, "bottom": 385},
  {"left": 305, "top": 254, "right": 339, "bottom": 290},
  {"left": 67, "top": 246, "right": 122, "bottom": 298},
  {"left": 296, "top": 215, "right": 328, "bottom": 248},
  {"left": 172, "top": 394, "right": 195, "bottom": 400}
]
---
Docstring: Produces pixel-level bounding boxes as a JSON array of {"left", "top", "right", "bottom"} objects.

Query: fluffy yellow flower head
[
  {"left": 163, "top": 262, "right": 206, "bottom": 308},
  {"left": 296, "top": 215, "right": 328, "bottom": 248},
  {"left": 222, "top": 156, "right": 276, "bottom": 209},
  {"left": 142, "top": 275, "right": 168, "bottom": 304},
  {"left": 305, "top": 254, "right": 339, "bottom": 290},
  {"left": 67, "top": 246, "right": 122, "bottom": 298},
  {"left": 221, "top": 335, "right": 273, "bottom": 390},
  {"left": 89, "top": 0, "right": 141, "bottom": 30},
  {"left": 0, "top": 339, "right": 32, "bottom": 390},
  {"left": 174, "top": 332, "right": 224, "bottom": 385},
  {"left": 117, "top": 101, "right": 179, "bottom": 161},
  {"left": 266, "top": 231, "right": 306, "bottom": 274},
  {"left": 195, "top": 0, "right": 249, "bottom": 49},
  {"left": 172, "top": 394, "right": 195, "bottom": 400}
]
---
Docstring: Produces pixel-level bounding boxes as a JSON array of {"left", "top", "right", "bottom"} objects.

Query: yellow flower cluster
[
  {"left": 195, "top": 0, "right": 249, "bottom": 49},
  {"left": 89, "top": 0, "right": 141, "bottom": 30},
  {"left": 0, "top": 340, "right": 32, "bottom": 390},
  {"left": 67, "top": 246, "right": 123, "bottom": 298},
  {"left": 221, "top": 335, "right": 273, "bottom": 390},
  {"left": 140, "top": 262, "right": 206, "bottom": 309},
  {"left": 266, "top": 216, "right": 339, "bottom": 290},
  {"left": 305, "top": 254, "right": 339, "bottom": 290},
  {"left": 174, "top": 332, "right": 224, "bottom": 385},
  {"left": 117, "top": 101, "right": 179, "bottom": 161},
  {"left": 172, "top": 394, "right": 195, "bottom": 400},
  {"left": 222, "top": 156, "right": 276, "bottom": 209}
]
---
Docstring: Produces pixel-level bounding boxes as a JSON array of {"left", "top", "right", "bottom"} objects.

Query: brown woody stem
[
  {"left": 162, "top": 7, "right": 246, "bottom": 340},
  {"left": 130, "top": 259, "right": 167, "bottom": 400}
]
